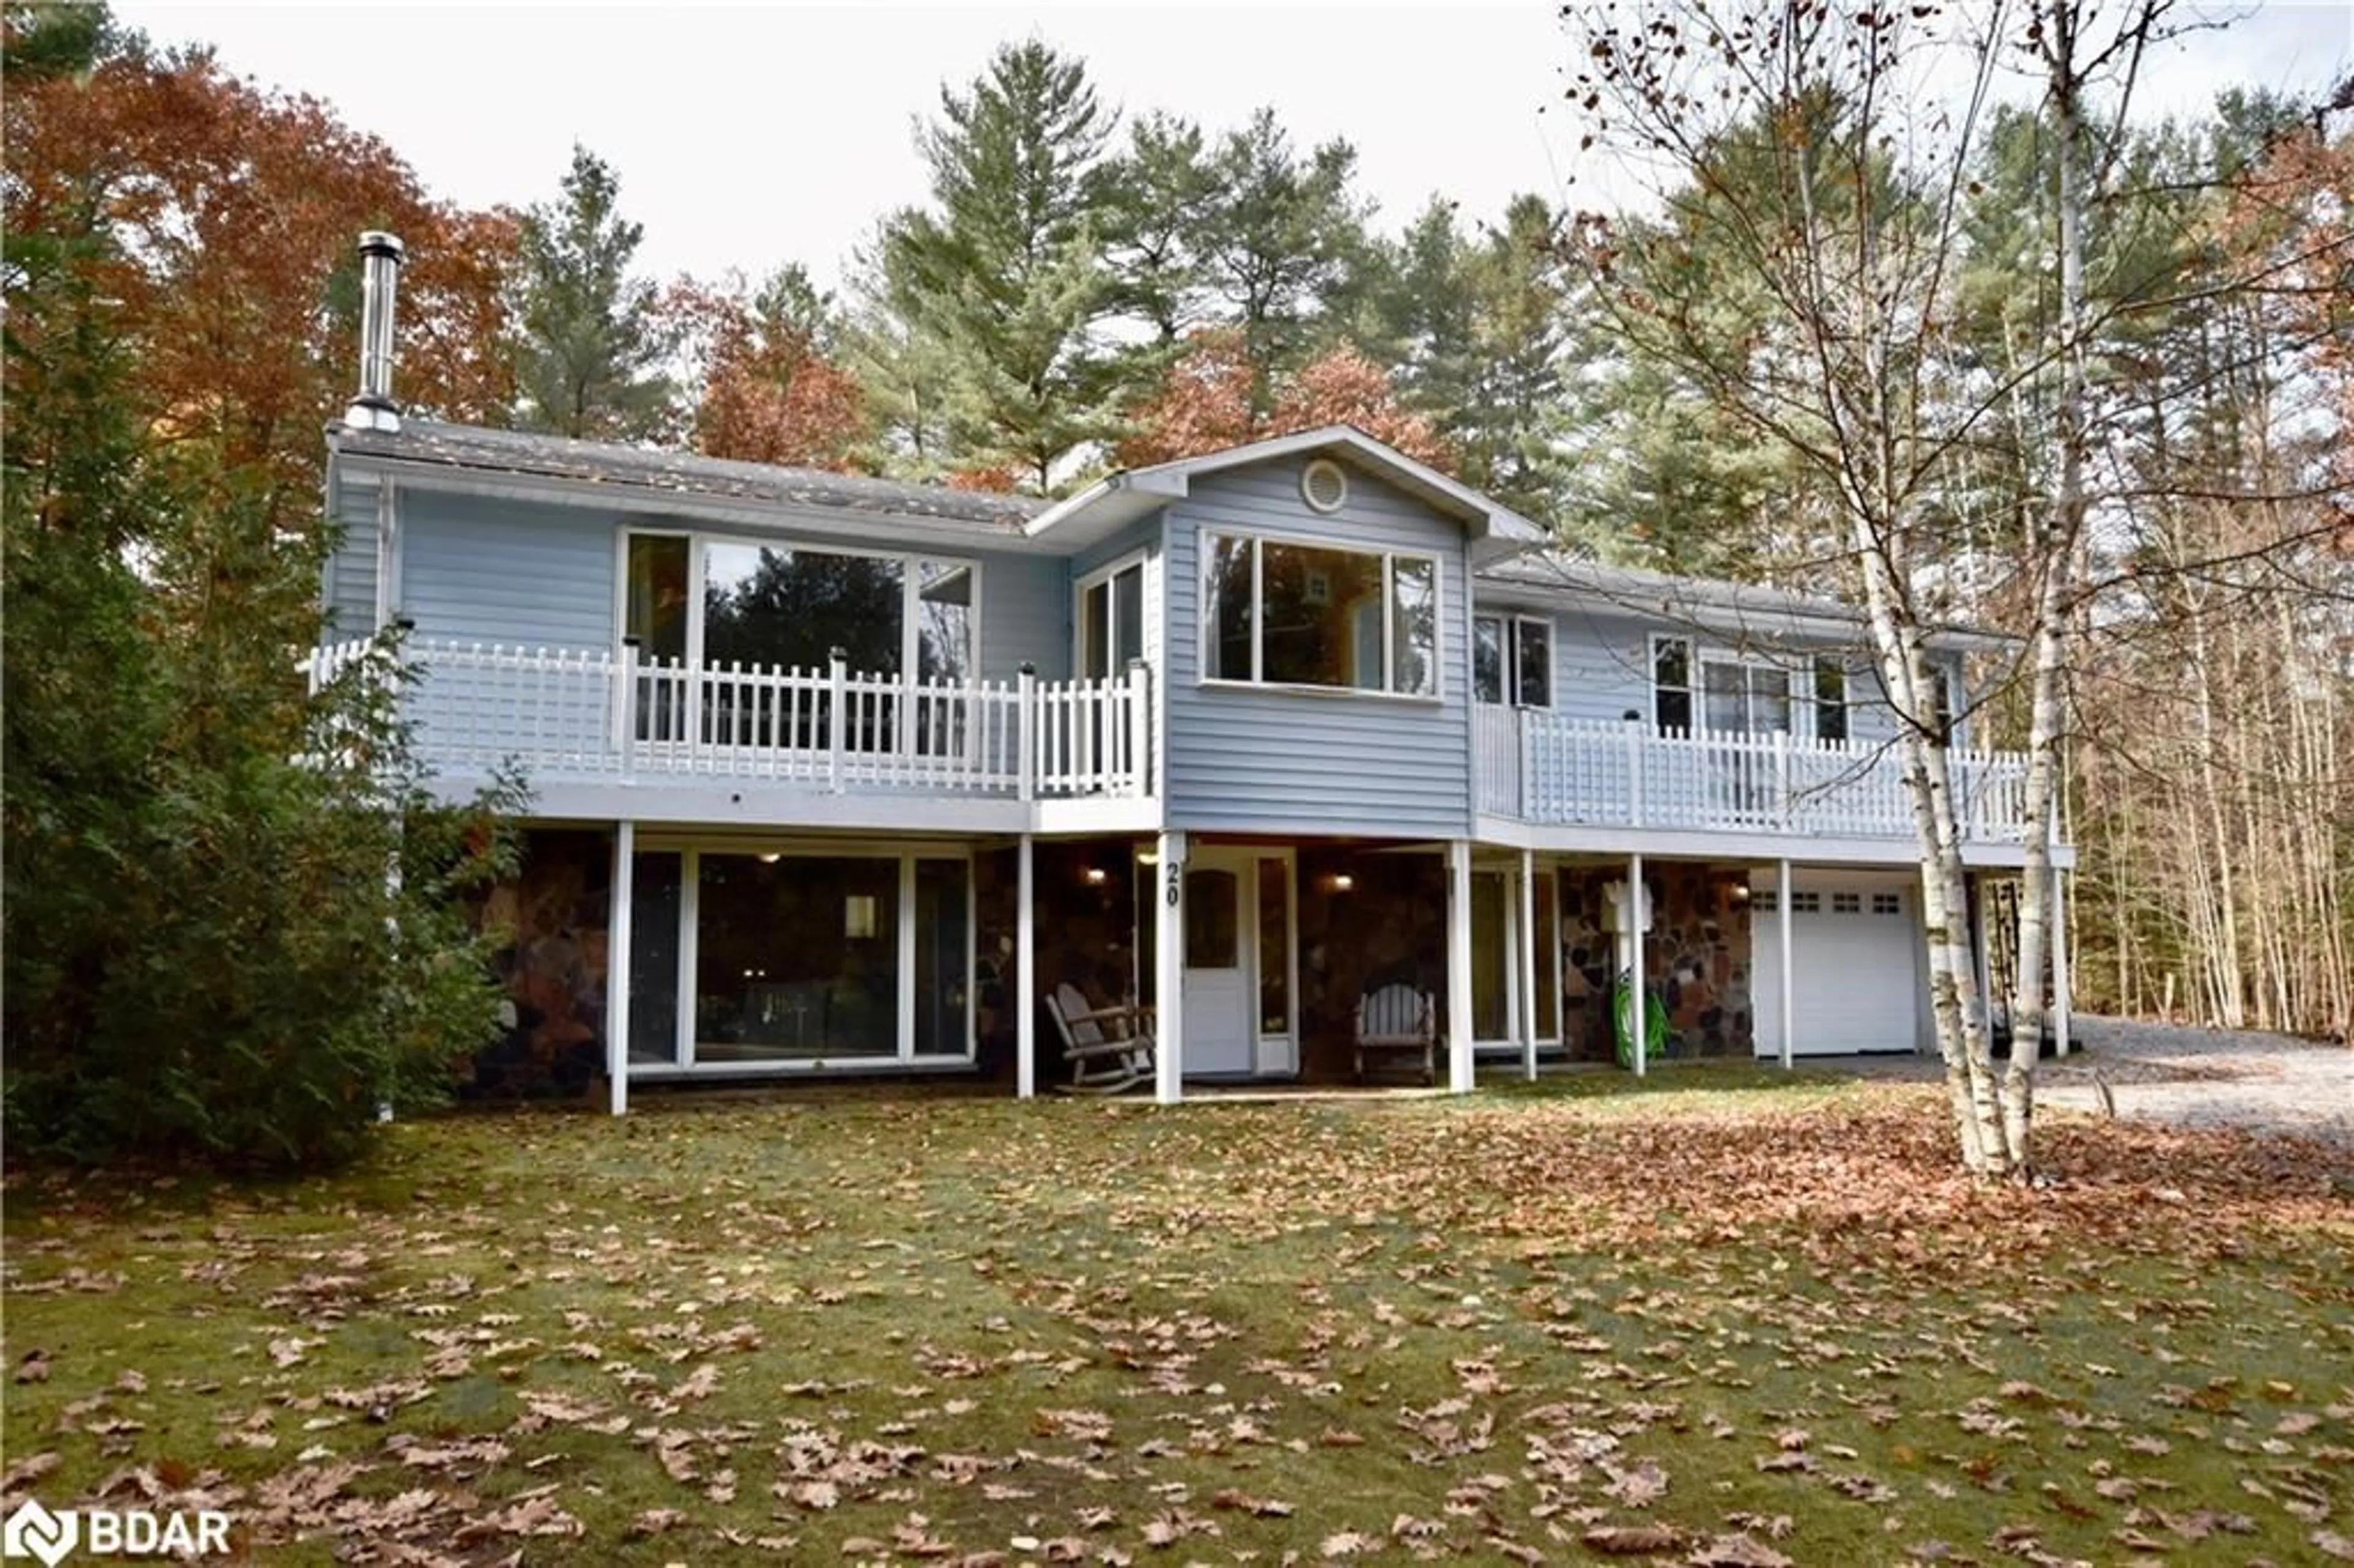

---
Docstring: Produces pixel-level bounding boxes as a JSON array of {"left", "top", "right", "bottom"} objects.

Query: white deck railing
[
  {"left": 303, "top": 639, "right": 1153, "bottom": 801},
  {"left": 1476, "top": 704, "right": 2033, "bottom": 843}
]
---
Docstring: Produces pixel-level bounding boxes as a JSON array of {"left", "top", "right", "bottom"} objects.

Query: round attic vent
[{"left": 1300, "top": 457, "right": 1349, "bottom": 514}]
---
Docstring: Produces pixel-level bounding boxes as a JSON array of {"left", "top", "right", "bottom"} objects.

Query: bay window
[{"left": 1203, "top": 534, "right": 1439, "bottom": 696}]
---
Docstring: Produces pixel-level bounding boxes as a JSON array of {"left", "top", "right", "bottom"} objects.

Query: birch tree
[{"left": 1561, "top": 0, "right": 2175, "bottom": 1176}]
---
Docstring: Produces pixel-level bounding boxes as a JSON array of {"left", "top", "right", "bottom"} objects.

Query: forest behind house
[{"left": 7, "top": 2, "right": 2348, "bottom": 1064}]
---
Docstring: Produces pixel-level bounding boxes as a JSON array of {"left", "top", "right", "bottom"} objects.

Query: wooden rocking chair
[
  {"left": 1354, "top": 983, "right": 1436, "bottom": 1085},
  {"left": 1044, "top": 982, "right": 1156, "bottom": 1095}
]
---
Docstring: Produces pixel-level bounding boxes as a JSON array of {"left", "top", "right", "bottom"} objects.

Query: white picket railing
[
  {"left": 1477, "top": 704, "right": 2033, "bottom": 843},
  {"left": 301, "top": 638, "right": 1154, "bottom": 801}
]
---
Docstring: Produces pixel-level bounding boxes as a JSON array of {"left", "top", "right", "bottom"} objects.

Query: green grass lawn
[{"left": 5, "top": 1068, "right": 2350, "bottom": 1564}]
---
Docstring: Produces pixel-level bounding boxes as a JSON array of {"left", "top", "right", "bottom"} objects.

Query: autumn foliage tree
[
  {"left": 1116, "top": 327, "right": 1450, "bottom": 469},
  {"left": 672, "top": 270, "right": 868, "bottom": 470},
  {"left": 4, "top": 4, "right": 519, "bottom": 1170},
  {"left": 1271, "top": 344, "right": 1453, "bottom": 466},
  {"left": 2, "top": 10, "right": 515, "bottom": 531}
]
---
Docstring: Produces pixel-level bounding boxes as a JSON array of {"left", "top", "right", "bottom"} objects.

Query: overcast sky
[{"left": 115, "top": 1, "right": 2354, "bottom": 292}]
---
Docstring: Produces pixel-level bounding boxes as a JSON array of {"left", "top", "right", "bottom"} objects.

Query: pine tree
[
  {"left": 1100, "top": 110, "right": 1217, "bottom": 348},
  {"left": 864, "top": 41, "right": 1120, "bottom": 492},
  {"left": 1197, "top": 108, "right": 1376, "bottom": 385},
  {"left": 510, "top": 143, "right": 677, "bottom": 443}
]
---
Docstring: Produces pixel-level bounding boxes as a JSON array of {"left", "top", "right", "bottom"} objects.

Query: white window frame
[
  {"left": 631, "top": 836, "right": 978, "bottom": 1075},
  {"left": 1651, "top": 633, "right": 1859, "bottom": 740},
  {"left": 1074, "top": 550, "right": 1149, "bottom": 679},
  {"left": 1699, "top": 657, "right": 1796, "bottom": 736},
  {"left": 1813, "top": 655, "right": 1851, "bottom": 744},
  {"left": 615, "top": 527, "right": 983, "bottom": 682},
  {"left": 1469, "top": 860, "right": 1561, "bottom": 1049},
  {"left": 1474, "top": 613, "right": 1552, "bottom": 709},
  {"left": 1200, "top": 530, "right": 1442, "bottom": 701}
]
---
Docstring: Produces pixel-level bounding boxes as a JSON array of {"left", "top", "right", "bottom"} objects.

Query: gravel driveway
[
  {"left": 2035, "top": 1015, "right": 2352, "bottom": 1144},
  {"left": 1820, "top": 1015, "right": 2351, "bottom": 1143}
]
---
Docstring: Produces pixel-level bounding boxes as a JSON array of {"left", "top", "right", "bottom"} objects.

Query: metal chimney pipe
[{"left": 345, "top": 231, "right": 405, "bottom": 432}]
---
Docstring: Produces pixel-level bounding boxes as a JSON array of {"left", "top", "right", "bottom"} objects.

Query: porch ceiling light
[
  {"left": 1083, "top": 866, "right": 1110, "bottom": 886},
  {"left": 1136, "top": 850, "right": 1159, "bottom": 866},
  {"left": 758, "top": 851, "right": 782, "bottom": 864},
  {"left": 1327, "top": 872, "right": 1356, "bottom": 893}
]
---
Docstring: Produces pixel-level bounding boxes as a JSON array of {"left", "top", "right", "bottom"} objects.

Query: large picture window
[
  {"left": 695, "top": 854, "right": 901, "bottom": 1061},
  {"left": 1202, "top": 534, "right": 1438, "bottom": 696},
  {"left": 624, "top": 533, "right": 975, "bottom": 680}
]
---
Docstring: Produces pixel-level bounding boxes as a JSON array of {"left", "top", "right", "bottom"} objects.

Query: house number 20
[{"left": 1165, "top": 867, "right": 1181, "bottom": 907}]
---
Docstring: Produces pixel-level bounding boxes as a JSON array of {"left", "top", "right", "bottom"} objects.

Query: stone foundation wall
[
  {"left": 962, "top": 842, "right": 1761, "bottom": 1081},
  {"left": 471, "top": 828, "right": 612, "bottom": 1097},
  {"left": 1557, "top": 863, "right": 1753, "bottom": 1061},
  {"left": 973, "top": 841, "right": 1145, "bottom": 1081},
  {"left": 1295, "top": 848, "right": 1448, "bottom": 1079}
]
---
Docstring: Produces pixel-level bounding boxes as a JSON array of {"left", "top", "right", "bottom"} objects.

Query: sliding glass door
[{"left": 627, "top": 846, "right": 973, "bottom": 1069}]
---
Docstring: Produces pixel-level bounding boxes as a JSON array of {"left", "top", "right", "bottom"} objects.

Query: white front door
[{"left": 1180, "top": 852, "right": 1254, "bottom": 1076}]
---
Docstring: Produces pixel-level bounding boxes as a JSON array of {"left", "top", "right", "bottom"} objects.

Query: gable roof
[
  {"left": 330, "top": 419, "right": 1045, "bottom": 532},
  {"left": 1026, "top": 427, "right": 1552, "bottom": 557}
]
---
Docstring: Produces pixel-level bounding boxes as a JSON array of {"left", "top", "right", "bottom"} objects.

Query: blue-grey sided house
[{"left": 316, "top": 234, "right": 2074, "bottom": 1108}]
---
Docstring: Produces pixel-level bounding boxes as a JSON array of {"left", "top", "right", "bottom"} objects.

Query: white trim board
[{"left": 1469, "top": 814, "right": 2073, "bottom": 870}]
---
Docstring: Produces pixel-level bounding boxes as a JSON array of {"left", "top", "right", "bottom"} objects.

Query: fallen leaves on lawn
[
  {"left": 4, "top": 1083, "right": 2346, "bottom": 1568},
  {"left": 1584, "top": 1520, "right": 1683, "bottom": 1553}
]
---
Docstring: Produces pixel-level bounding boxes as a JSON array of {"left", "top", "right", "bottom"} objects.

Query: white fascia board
[
  {"left": 334, "top": 452, "right": 1045, "bottom": 556},
  {"left": 1471, "top": 814, "right": 2074, "bottom": 869},
  {"left": 1023, "top": 471, "right": 1187, "bottom": 549},
  {"left": 1034, "top": 428, "right": 1550, "bottom": 550}
]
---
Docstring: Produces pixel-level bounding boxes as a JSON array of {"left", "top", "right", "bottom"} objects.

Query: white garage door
[{"left": 1752, "top": 875, "right": 1922, "bottom": 1056}]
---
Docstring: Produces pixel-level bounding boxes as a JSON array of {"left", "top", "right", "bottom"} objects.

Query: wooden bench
[{"left": 1354, "top": 983, "right": 1436, "bottom": 1085}]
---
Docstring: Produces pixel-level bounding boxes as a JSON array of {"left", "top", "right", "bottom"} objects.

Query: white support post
[
  {"left": 896, "top": 855, "right": 918, "bottom": 1062},
  {"left": 827, "top": 647, "right": 848, "bottom": 793},
  {"left": 1971, "top": 873, "right": 1993, "bottom": 1017},
  {"left": 1124, "top": 660, "right": 1148, "bottom": 796},
  {"left": 1154, "top": 831, "right": 1187, "bottom": 1105},
  {"left": 605, "top": 820, "right": 634, "bottom": 1116},
  {"left": 1629, "top": 851, "right": 1648, "bottom": 1077},
  {"left": 1777, "top": 858, "right": 1795, "bottom": 1071},
  {"left": 1016, "top": 663, "right": 1037, "bottom": 803},
  {"left": 1016, "top": 834, "right": 1037, "bottom": 1100},
  {"left": 1447, "top": 840, "right": 1476, "bottom": 1094},
  {"left": 615, "top": 636, "right": 639, "bottom": 780},
  {"left": 2052, "top": 866, "right": 2073, "bottom": 1058},
  {"left": 1519, "top": 848, "right": 1539, "bottom": 1081},
  {"left": 1626, "top": 718, "right": 1647, "bottom": 828}
]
